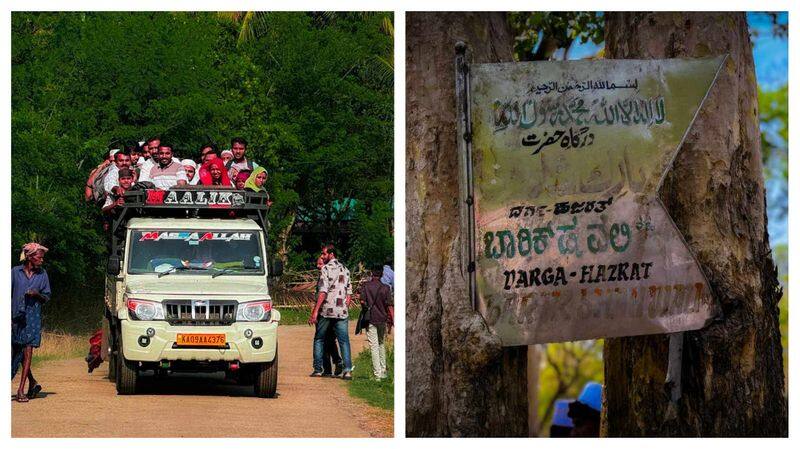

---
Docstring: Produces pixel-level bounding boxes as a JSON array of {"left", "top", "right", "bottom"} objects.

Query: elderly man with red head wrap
[
  {"left": 12, "top": 243, "right": 51, "bottom": 402},
  {"left": 199, "top": 158, "right": 233, "bottom": 187}
]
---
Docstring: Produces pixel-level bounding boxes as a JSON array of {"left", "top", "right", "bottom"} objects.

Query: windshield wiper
[
  {"left": 157, "top": 265, "right": 210, "bottom": 278},
  {"left": 211, "top": 265, "right": 259, "bottom": 278}
]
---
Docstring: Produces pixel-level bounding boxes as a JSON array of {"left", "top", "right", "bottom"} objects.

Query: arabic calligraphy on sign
[{"left": 531, "top": 78, "right": 639, "bottom": 95}]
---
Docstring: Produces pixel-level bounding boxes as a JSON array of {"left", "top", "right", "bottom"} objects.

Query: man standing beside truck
[{"left": 309, "top": 245, "right": 353, "bottom": 380}]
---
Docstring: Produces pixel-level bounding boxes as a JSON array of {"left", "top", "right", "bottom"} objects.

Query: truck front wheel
[
  {"left": 105, "top": 316, "right": 117, "bottom": 382},
  {"left": 115, "top": 334, "right": 138, "bottom": 395},
  {"left": 253, "top": 345, "right": 278, "bottom": 398}
]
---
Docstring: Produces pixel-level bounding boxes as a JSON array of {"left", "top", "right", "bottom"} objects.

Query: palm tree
[{"left": 218, "top": 11, "right": 393, "bottom": 83}]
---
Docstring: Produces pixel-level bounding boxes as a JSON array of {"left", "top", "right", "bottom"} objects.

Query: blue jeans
[{"left": 313, "top": 317, "right": 351, "bottom": 374}]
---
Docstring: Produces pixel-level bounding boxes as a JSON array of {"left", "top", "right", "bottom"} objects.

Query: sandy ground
[{"left": 11, "top": 323, "right": 393, "bottom": 438}]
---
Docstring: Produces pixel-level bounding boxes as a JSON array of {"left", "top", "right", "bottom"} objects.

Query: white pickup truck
[{"left": 103, "top": 188, "right": 281, "bottom": 398}]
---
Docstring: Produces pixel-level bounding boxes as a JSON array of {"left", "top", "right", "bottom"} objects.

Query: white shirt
[
  {"left": 103, "top": 164, "right": 120, "bottom": 193},
  {"left": 137, "top": 158, "right": 154, "bottom": 179}
]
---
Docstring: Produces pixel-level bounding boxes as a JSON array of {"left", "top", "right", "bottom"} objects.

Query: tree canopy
[{"left": 11, "top": 12, "right": 393, "bottom": 310}]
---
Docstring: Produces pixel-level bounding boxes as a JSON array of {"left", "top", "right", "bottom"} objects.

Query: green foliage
[
  {"left": 349, "top": 201, "right": 394, "bottom": 267},
  {"left": 231, "top": 12, "right": 393, "bottom": 262},
  {"left": 275, "top": 306, "right": 358, "bottom": 325},
  {"left": 12, "top": 12, "right": 393, "bottom": 324},
  {"left": 348, "top": 345, "right": 394, "bottom": 410},
  {"left": 758, "top": 84, "right": 788, "bottom": 179},
  {"left": 508, "top": 12, "right": 603, "bottom": 61}
]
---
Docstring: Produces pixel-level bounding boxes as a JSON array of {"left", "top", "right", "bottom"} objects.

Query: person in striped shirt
[{"left": 139, "top": 143, "right": 188, "bottom": 190}]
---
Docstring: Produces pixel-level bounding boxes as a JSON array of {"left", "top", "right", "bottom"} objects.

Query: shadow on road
[
  {"left": 10, "top": 391, "right": 56, "bottom": 401},
  {"left": 133, "top": 372, "right": 280, "bottom": 398}
]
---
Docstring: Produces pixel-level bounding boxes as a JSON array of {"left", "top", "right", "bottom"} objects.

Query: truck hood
[{"left": 125, "top": 276, "right": 268, "bottom": 296}]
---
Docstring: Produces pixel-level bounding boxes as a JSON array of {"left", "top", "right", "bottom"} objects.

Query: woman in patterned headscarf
[{"left": 12, "top": 243, "right": 51, "bottom": 402}]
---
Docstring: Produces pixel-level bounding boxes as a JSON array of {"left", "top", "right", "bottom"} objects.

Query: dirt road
[{"left": 11, "top": 323, "right": 392, "bottom": 438}]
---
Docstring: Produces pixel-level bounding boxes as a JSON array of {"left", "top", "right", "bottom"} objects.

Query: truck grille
[{"left": 164, "top": 300, "right": 237, "bottom": 326}]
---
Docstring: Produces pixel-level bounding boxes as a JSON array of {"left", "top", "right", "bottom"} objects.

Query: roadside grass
[
  {"left": 348, "top": 344, "right": 394, "bottom": 411},
  {"left": 41, "top": 283, "right": 106, "bottom": 335},
  {"left": 276, "top": 306, "right": 359, "bottom": 326},
  {"left": 30, "top": 332, "right": 88, "bottom": 367}
]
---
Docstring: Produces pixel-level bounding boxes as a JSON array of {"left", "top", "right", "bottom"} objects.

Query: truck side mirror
[
  {"left": 107, "top": 255, "right": 121, "bottom": 276},
  {"left": 270, "top": 259, "right": 284, "bottom": 278}
]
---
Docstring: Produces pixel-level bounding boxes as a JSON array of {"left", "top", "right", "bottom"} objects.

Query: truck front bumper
[{"left": 121, "top": 320, "right": 278, "bottom": 364}]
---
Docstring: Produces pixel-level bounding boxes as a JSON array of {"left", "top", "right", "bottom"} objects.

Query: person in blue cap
[
  {"left": 549, "top": 398, "right": 574, "bottom": 437},
  {"left": 568, "top": 381, "right": 602, "bottom": 437}
]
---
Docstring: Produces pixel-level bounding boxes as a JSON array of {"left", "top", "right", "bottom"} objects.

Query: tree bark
[
  {"left": 602, "top": 12, "right": 787, "bottom": 436},
  {"left": 406, "top": 12, "right": 528, "bottom": 437},
  {"left": 527, "top": 346, "right": 541, "bottom": 436}
]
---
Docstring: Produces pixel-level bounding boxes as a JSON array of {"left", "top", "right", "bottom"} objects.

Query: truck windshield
[{"left": 127, "top": 230, "right": 265, "bottom": 275}]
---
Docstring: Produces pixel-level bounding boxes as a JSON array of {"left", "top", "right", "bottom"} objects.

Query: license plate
[{"left": 176, "top": 333, "right": 226, "bottom": 347}]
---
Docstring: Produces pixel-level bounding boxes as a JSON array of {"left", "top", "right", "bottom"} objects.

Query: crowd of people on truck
[{"left": 84, "top": 136, "right": 270, "bottom": 214}]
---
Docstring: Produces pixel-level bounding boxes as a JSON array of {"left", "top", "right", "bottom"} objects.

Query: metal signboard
[
  {"left": 460, "top": 56, "right": 724, "bottom": 345},
  {"left": 143, "top": 189, "right": 247, "bottom": 208}
]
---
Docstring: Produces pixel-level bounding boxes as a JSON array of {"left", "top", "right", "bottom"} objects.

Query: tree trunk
[
  {"left": 277, "top": 211, "right": 296, "bottom": 266},
  {"left": 406, "top": 12, "right": 528, "bottom": 437},
  {"left": 602, "top": 12, "right": 787, "bottom": 437},
  {"left": 527, "top": 346, "right": 541, "bottom": 436}
]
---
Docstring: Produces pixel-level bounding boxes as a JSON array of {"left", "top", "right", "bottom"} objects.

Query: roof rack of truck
[
  {"left": 109, "top": 187, "right": 270, "bottom": 258},
  {"left": 122, "top": 187, "right": 269, "bottom": 211}
]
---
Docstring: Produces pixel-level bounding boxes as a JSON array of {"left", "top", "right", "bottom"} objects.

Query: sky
[{"left": 749, "top": 12, "right": 789, "bottom": 90}]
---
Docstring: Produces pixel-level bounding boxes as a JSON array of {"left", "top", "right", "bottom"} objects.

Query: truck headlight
[
  {"left": 236, "top": 300, "right": 272, "bottom": 322},
  {"left": 127, "top": 298, "right": 165, "bottom": 321}
]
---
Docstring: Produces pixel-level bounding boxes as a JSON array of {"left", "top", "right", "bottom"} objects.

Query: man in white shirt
[
  {"left": 137, "top": 136, "right": 160, "bottom": 179},
  {"left": 103, "top": 149, "right": 132, "bottom": 195}
]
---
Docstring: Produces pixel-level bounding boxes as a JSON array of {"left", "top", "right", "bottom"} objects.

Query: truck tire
[
  {"left": 254, "top": 346, "right": 278, "bottom": 398},
  {"left": 105, "top": 318, "right": 117, "bottom": 382},
  {"left": 107, "top": 348, "right": 117, "bottom": 382},
  {"left": 115, "top": 333, "right": 138, "bottom": 395}
]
